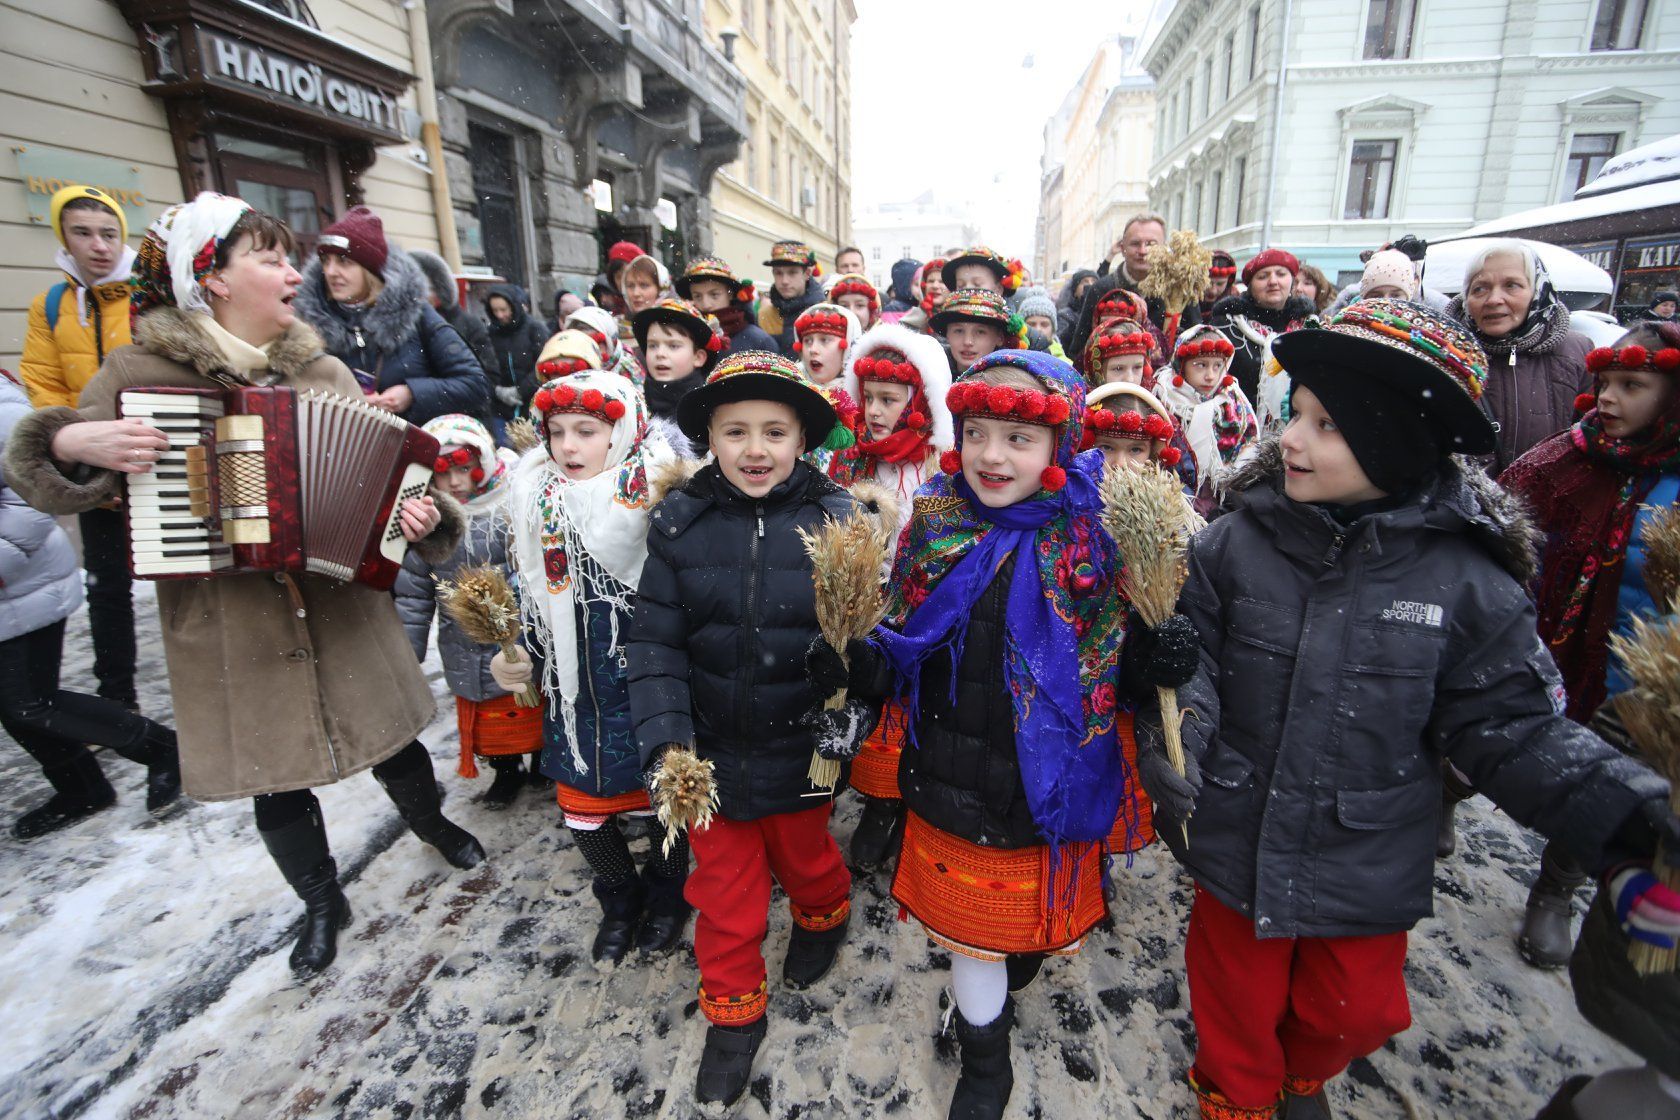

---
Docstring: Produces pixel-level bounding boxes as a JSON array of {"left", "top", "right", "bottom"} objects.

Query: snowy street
[{"left": 0, "top": 585, "right": 1635, "bottom": 1119}]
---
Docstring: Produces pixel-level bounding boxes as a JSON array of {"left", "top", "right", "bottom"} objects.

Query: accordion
[{"left": 118, "top": 386, "right": 439, "bottom": 591}]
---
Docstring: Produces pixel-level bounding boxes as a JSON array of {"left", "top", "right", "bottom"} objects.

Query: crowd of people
[{"left": 4, "top": 185, "right": 1680, "bottom": 1120}]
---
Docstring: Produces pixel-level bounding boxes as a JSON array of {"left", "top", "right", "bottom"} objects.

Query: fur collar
[
  {"left": 1211, "top": 292, "right": 1317, "bottom": 331},
  {"left": 1219, "top": 436, "right": 1539, "bottom": 582},
  {"left": 294, "top": 245, "right": 428, "bottom": 357},
  {"left": 1445, "top": 293, "right": 1574, "bottom": 360},
  {"left": 134, "top": 308, "right": 326, "bottom": 381}
]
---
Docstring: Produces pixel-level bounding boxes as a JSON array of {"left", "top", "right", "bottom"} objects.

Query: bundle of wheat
[
  {"left": 1610, "top": 615, "right": 1680, "bottom": 976},
  {"left": 437, "top": 565, "right": 541, "bottom": 708},
  {"left": 650, "top": 746, "right": 719, "bottom": 857}
]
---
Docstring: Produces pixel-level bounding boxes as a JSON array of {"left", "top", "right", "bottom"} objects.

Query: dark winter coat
[
  {"left": 884, "top": 258, "right": 922, "bottom": 314},
  {"left": 536, "top": 553, "right": 641, "bottom": 798},
  {"left": 294, "top": 246, "right": 490, "bottom": 427},
  {"left": 715, "top": 305, "right": 778, "bottom": 356},
  {"left": 1205, "top": 292, "right": 1317, "bottom": 405},
  {"left": 1068, "top": 272, "right": 1203, "bottom": 376},
  {"left": 410, "top": 249, "right": 496, "bottom": 380},
  {"left": 628, "top": 461, "right": 859, "bottom": 820},
  {"left": 483, "top": 284, "right": 551, "bottom": 414},
  {"left": 394, "top": 503, "right": 512, "bottom": 703},
  {"left": 758, "top": 277, "right": 826, "bottom": 356},
  {"left": 1446, "top": 295, "right": 1594, "bottom": 474},
  {"left": 1146, "top": 440, "right": 1667, "bottom": 938}
]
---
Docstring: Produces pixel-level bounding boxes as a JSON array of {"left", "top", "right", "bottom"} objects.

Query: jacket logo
[{"left": 1382, "top": 600, "right": 1444, "bottom": 627}]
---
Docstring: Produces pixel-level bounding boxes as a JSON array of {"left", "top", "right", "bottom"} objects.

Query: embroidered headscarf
[
  {"left": 830, "top": 322, "right": 953, "bottom": 495},
  {"left": 1155, "top": 324, "right": 1258, "bottom": 490},
  {"left": 422, "top": 414, "right": 519, "bottom": 515},
  {"left": 130, "top": 192, "right": 253, "bottom": 320},
  {"left": 871, "top": 349, "right": 1132, "bottom": 850},
  {"left": 510, "top": 369, "right": 677, "bottom": 771}
]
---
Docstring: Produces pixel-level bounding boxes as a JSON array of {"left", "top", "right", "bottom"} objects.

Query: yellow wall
[
  {"left": 0, "top": 0, "right": 440, "bottom": 369},
  {"left": 702, "top": 0, "right": 855, "bottom": 284}
]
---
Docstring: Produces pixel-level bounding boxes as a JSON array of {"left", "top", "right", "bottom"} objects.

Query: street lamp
[{"left": 719, "top": 27, "right": 739, "bottom": 62}]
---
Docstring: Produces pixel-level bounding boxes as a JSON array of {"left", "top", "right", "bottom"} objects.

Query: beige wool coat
[{"left": 3, "top": 308, "right": 464, "bottom": 801}]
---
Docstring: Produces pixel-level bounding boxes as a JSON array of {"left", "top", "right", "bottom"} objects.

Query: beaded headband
[{"left": 1327, "top": 301, "right": 1488, "bottom": 403}]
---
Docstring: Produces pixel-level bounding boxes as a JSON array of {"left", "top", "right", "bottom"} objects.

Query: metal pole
[
  {"left": 1258, "top": 0, "right": 1293, "bottom": 250},
  {"left": 405, "top": 0, "right": 463, "bottom": 271}
]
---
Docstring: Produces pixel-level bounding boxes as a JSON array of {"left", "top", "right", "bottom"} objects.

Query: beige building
[
  {"left": 701, "top": 0, "right": 857, "bottom": 280},
  {"left": 2, "top": 0, "right": 449, "bottom": 369}
]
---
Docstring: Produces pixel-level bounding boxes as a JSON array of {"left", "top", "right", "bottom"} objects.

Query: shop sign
[
  {"left": 198, "top": 30, "right": 404, "bottom": 140},
  {"left": 1565, "top": 240, "right": 1619, "bottom": 275},
  {"left": 14, "top": 146, "right": 151, "bottom": 227},
  {"left": 1616, "top": 234, "right": 1680, "bottom": 313}
]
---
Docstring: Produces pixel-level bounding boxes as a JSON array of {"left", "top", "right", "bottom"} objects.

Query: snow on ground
[{"left": 0, "top": 585, "right": 1634, "bottom": 1119}]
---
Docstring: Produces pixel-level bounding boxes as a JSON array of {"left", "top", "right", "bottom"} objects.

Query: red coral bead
[
  {"left": 940, "top": 449, "right": 962, "bottom": 475},
  {"left": 1039, "top": 465, "right": 1067, "bottom": 492}
]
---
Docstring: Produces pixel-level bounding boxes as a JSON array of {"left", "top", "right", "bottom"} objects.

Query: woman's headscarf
[{"left": 130, "top": 192, "right": 252, "bottom": 319}]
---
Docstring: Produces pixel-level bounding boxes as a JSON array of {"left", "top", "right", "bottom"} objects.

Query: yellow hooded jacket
[{"left": 21, "top": 186, "right": 134, "bottom": 408}]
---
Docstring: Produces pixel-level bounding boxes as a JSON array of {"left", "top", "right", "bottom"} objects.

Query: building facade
[
  {"left": 1141, "top": 0, "right": 1680, "bottom": 284},
  {"left": 1035, "top": 35, "right": 1155, "bottom": 288},
  {"left": 701, "top": 0, "right": 857, "bottom": 280},
  {"left": 851, "top": 193, "right": 977, "bottom": 293},
  {"left": 428, "top": 0, "right": 746, "bottom": 306},
  {"left": 2, "top": 0, "right": 448, "bottom": 368}
]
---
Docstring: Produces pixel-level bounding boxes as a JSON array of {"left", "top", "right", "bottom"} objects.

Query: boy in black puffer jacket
[
  {"left": 1134, "top": 300, "right": 1680, "bottom": 1120},
  {"left": 628, "top": 350, "right": 859, "bottom": 1109}
]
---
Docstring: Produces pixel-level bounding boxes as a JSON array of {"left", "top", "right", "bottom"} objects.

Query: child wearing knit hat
[
  {"left": 1358, "top": 249, "right": 1420, "bottom": 302},
  {"left": 1133, "top": 299, "right": 1680, "bottom": 1120}
]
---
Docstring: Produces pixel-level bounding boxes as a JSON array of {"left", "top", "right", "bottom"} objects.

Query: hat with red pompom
[
  {"left": 1082, "top": 383, "right": 1181, "bottom": 467},
  {"left": 675, "top": 255, "right": 756, "bottom": 305},
  {"left": 422, "top": 413, "right": 512, "bottom": 498},
  {"left": 942, "top": 350, "right": 1090, "bottom": 494},
  {"left": 940, "top": 245, "right": 1027, "bottom": 295},
  {"left": 828, "top": 273, "right": 881, "bottom": 323},
  {"left": 843, "top": 322, "right": 955, "bottom": 454},
  {"left": 528, "top": 367, "right": 641, "bottom": 455},
  {"left": 793, "top": 302, "right": 860, "bottom": 354},
  {"left": 534, "top": 330, "right": 604, "bottom": 385}
]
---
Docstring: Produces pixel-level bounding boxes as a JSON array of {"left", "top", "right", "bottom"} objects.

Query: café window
[
  {"left": 469, "top": 121, "right": 528, "bottom": 289},
  {"left": 1560, "top": 133, "right": 1619, "bottom": 201},
  {"left": 210, "top": 129, "right": 334, "bottom": 257}
]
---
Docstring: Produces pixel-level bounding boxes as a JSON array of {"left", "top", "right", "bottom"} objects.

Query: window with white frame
[
  {"left": 1364, "top": 0, "right": 1417, "bottom": 59},
  {"left": 1343, "top": 139, "right": 1399, "bottom": 219},
  {"left": 1591, "top": 0, "right": 1648, "bottom": 50},
  {"left": 1561, "top": 133, "right": 1620, "bottom": 200},
  {"left": 1246, "top": 6, "right": 1262, "bottom": 83}
]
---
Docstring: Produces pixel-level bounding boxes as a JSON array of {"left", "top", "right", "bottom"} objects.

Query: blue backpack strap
[{"left": 43, "top": 281, "right": 69, "bottom": 332}]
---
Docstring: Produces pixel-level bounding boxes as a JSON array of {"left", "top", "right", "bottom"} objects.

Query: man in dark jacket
[
  {"left": 757, "top": 240, "right": 826, "bottom": 355},
  {"left": 293, "top": 208, "right": 489, "bottom": 427},
  {"left": 482, "top": 283, "right": 549, "bottom": 426},
  {"left": 1133, "top": 302, "right": 1678, "bottom": 1120},
  {"left": 411, "top": 249, "right": 495, "bottom": 379}
]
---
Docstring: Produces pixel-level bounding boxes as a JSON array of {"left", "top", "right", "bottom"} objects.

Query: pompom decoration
[
  {"left": 821, "top": 422, "right": 856, "bottom": 452},
  {"left": 987, "top": 386, "right": 1018, "bottom": 413},
  {"left": 604, "top": 399, "right": 627, "bottom": 421},
  {"left": 1575, "top": 391, "right": 1598, "bottom": 413},
  {"left": 1585, "top": 347, "right": 1617, "bottom": 373},
  {"left": 1159, "top": 447, "right": 1183, "bottom": 468},
  {"left": 1657, "top": 348, "right": 1680, "bottom": 371},
  {"left": 533, "top": 389, "right": 553, "bottom": 412},
  {"left": 940, "top": 449, "right": 963, "bottom": 475},
  {"left": 705, "top": 334, "right": 726, "bottom": 353},
  {"left": 905, "top": 410, "right": 928, "bottom": 430},
  {"left": 793, "top": 340, "right": 803, "bottom": 354},
  {"left": 580, "top": 389, "right": 605, "bottom": 411},
  {"left": 1040, "top": 466, "right": 1067, "bottom": 492},
  {"left": 1620, "top": 345, "right": 1650, "bottom": 368},
  {"left": 469, "top": 467, "right": 485, "bottom": 483},
  {"left": 1043, "top": 397, "right": 1071, "bottom": 425},
  {"left": 1017, "top": 391, "right": 1047, "bottom": 420},
  {"left": 838, "top": 339, "right": 848, "bottom": 351},
  {"left": 433, "top": 457, "right": 450, "bottom": 472}
]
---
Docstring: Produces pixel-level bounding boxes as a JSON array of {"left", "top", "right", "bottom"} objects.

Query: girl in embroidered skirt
[
  {"left": 1156, "top": 324, "right": 1259, "bottom": 517},
  {"left": 394, "top": 414, "right": 538, "bottom": 808},
  {"left": 826, "top": 322, "right": 954, "bottom": 871},
  {"left": 812, "top": 350, "right": 1194, "bottom": 1120},
  {"left": 492, "top": 367, "right": 692, "bottom": 965}
]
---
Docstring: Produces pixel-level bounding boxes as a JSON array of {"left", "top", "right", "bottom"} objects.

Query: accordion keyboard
[{"left": 120, "top": 391, "right": 232, "bottom": 575}]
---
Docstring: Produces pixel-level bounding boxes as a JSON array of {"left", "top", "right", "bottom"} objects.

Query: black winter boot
[
  {"left": 1279, "top": 1082, "right": 1335, "bottom": 1119},
  {"left": 376, "top": 765, "right": 486, "bottom": 870},
  {"left": 782, "top": 911, "right": 849, "bottom": 989},
  {"left": 11, "top": 755, "right": 116, "bottom": 840},
  {"left": 591, "top": 875, "right": 646, "bottom": 964},
  {"left": 949, "top": 997, "right": 1015, "bottom": 1120},
  {"left": 480, "top": 756, "right": 524, "bottom": 810},
  {"left": 1518, "top": 842, "right": 1588, "bottom": 969},
  {"left": 1005, "top": 953, "right": 1045, "bottom": 995},
  {"left": 695, "top": 1016, "right": 768, "bottom": 1107},
  {"left": 849, "top": 796, "right": 906, "bottom": 871},
  {"left": 635, "top": 860, "right": 690, "bottom": 956},
  {"left": 140, "top": 724, "right": 182, "bottom": 816},
  {"left": 259, "top": 804, "right": 351, "bottom": 976},
  {"left": 1437, "top": 764, "right": 1475, "bottom": 859}
]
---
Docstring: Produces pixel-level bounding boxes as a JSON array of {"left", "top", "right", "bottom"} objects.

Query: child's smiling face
[
  {"left": 709, "top": 400, "right": 803, "bottom": 498},
  {"left": 960, "top": 416, "right": 1054, "bottom": 508}
]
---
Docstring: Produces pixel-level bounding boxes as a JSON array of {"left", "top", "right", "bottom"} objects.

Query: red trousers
[
  {"left": 685, "top": 802, "right": 851, "bottom": 1025},
  {"left": 1186, "top": 886, "right": 1411, "bottom": 1111}
]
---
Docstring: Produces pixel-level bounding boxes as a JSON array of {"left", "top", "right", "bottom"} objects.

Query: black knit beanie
[{"left": 1290, "top": 373, "right": 1441, "bottom": 496}]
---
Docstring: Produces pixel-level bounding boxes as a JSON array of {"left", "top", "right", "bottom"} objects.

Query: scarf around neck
[
  {"left": 56, "top": 247, "right": 137, "bottom": 328},
  {"left": 1155, "top": 374, "right": 1259, "bottom": 490}
]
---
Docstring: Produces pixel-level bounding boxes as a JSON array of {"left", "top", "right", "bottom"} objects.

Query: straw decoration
[
  {"left": 436, "top": 565, "right": 541, "bottom": 708},
  {"left": 797, "top": 511, "right": 891, "bottom": 789},
  {"left": 650, "top": 746, "right": 719, "bottom": 857},
  {"left": 506, "top": 416, "right": 542, "bottom": 455},
  {"left": 1140, "top": 230, "right": 1214, "bottom": 342},
  {"left": 1638, "top": 505, "right": 1680, "bottom": 613},
  {"left": 1610, "top": 615, "right": 1680, "bottom": 976},
  {"left": 1100, "top": 462, "right": 1199, "bottom": 846}
]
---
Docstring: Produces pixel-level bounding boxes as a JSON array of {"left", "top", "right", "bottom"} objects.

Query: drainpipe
[
  {"left": 1258, "top": 0, "right": 1292, "bottom": 251},
  {"left": 405, "top": 0, "right": 462, "bottom": 270}
]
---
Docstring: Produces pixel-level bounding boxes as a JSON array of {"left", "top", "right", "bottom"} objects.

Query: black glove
[
  {"left": 641, "top": 742, "right": 677, "bottom": 801},
  {"left": 1121, "top": 613, "right": 1201, "bottom": 697},
  {"left": 804, "top": 701, "right": 871, "bottom": 761},
  {"left": 1133, "top": 717, "right": 1203, "bottom": 824},
  {"left": 806, "top": 636, "right": 885, "bottom": 702},
  {"left": 1609, "top": 796, "right": 1680, "bottom": 871}
]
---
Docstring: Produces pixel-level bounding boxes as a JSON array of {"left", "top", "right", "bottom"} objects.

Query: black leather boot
[
  {"left": 782, "top": 911, "right": 849, "bottom": 989},
  {"left": 949, "top": 997, "right": 1015, "bottom": 1120},
  {"left": 1279, "top": 1081, "right": 1335, "bottom": 1118},
  {"left": 695, "top": 1016, "right": 768, "bottom": 1107},
  {"left": 376, "top": 764, "right": 486, "bottom": 870},
  {"left": 849, "top": 796, "right": 906, "bottom": 871},
  {"left": 259, "top": 804, "right": 351, "bottom": 976},
  {"left": 1518, "top": 842, "right": 1588, "bottom": 969},
  {"left": 635, "top": 860, "right": 690, "bottom": 956},
  {"left": 479, "top": 756, "right": 524, "bottom": 810},
  {"left": 591, "top": 875, "right": 646, "bottom": 964},
  {"left": 1005, "top": 953, "right": 1046, "bottom": 995},
  {"left": 11, "top": 754, "right": 115, "bottom": 840},
  {"left": 104, "top": 718, "right": 183, "bottom": 816}
]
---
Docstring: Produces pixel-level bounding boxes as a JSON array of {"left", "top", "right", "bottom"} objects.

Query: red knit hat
[
  {"left": 318, "top": 206, "right": 388, "bottom": 279},
  {"left": 1241, "top": 248, "right": 1300, "bottom": 284},
  {"left": 608, "top": 240, "right": 645, "bottom": 265}
]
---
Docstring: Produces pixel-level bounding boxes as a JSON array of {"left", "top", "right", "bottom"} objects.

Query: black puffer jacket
[
  {"left": 874, "top": 557, "right": 1042, "bottom": 848},
  {"left": 1204, "top": 292, "right": 1316, "bottom": 405},
  {"left": 758, "top": 277, "right": 826, "bottom": 356},
  {"left": 1144, "top": 441, "right": 1668, "bottom": 939},
  {"left": 483, "top": 284, "right": 551, "bottom": 415},
  {"left": 410, "top": 249, "right": 496, "bottom": 379},
  {"left": 293, "top": 247, "right": 489, "bottom": 427},
  {"left": 629, "top": 461, "right": 859, "bottom": 819}
]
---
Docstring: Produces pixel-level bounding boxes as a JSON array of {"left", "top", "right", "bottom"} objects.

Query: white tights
[
  {"left": 1573, "top": 1065, "right": 1680, "bottom": 1119},
  {"left": 950, "top": 954, "right": 1008, "bottom": 1027}
]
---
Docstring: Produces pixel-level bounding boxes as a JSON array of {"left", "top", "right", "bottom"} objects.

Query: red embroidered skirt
[
  {"left": 1108, "top": 712, "right": 1156, "bottom": 854},
  {"left": 554, "top": 780, "right": 651, "bottom": 821},
  {"left": 892, "top": 811, "right": 1108, "bottom": 961},
  {"left": 455, "top": 694, "right": 542, "bottom": 777},
  {"left": 850, "top": 700, "right": 906, "bottom": 800}
]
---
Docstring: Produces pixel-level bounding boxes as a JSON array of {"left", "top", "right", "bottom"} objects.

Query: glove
[
  {"left": 494, "top": 384, "right": 522, "bottom": 408},
  {"left": 642, "top": 742, "right": 677, "bottom": 800},
  {"left": 804, "top": 701, "right": 870, "bottom": 761},
  {"left": 1610, "top": 866, "right": 1680, "bottom": 950},
  {"left": 806, "top": 636, "right": 884, "bottom": 702},
  {"left": 489, "top": 646, "right": 533, "bottom": 692},
  {"left": 1122, "top": 613, "right": 1201, "bottom": 695},
  {"left": 1134, "top": 716, "right": 1202, "bottom": 824},
  {"left": 1610, "top": 797, "right": 1680, "bottom": 870}
]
